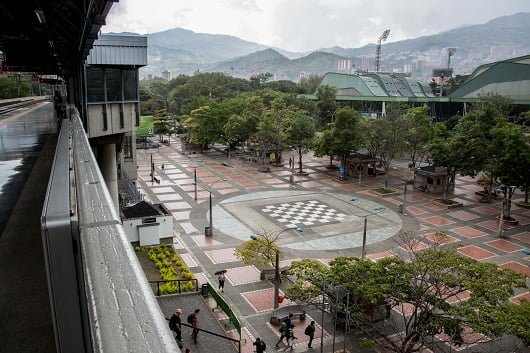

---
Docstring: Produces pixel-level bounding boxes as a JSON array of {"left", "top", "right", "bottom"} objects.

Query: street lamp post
[
  {"left": 351, "top": 197, "right": 385, "bottom": 259},
  {"left": 250, "top": 227, "right": 303, "bottom": 310},
  {"left": 206, "top": 178, "right": 226, "bottom": 236}
]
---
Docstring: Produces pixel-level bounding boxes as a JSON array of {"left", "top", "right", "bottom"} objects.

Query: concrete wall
[{"left": 122, "top": 215, "right": 173, "bottom": 243}]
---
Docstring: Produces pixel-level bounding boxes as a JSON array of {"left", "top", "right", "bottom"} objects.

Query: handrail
[
  {"left": 71, "top": 109, "right": 181, "bottom": 353},
  {"left": 149, "top": 279, "right": 199, "bottom": 296},
  {"left": 203, "top": 283, "right": 242, "bottom": 340}
]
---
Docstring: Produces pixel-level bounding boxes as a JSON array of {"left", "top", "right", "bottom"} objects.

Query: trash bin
[
  {"left": 398, "top": 204, "right": 403, "bottom": 213},
  {"left": 204, "top": 226, "right": 211, "bottom": 236},
  {"left": 201, "top": 283, "right": 209, "bottom": 297}
]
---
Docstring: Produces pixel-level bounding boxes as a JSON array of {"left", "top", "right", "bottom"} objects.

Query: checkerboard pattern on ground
[{"left": 261, "top": 200, "right": 347, "bottom": 227}]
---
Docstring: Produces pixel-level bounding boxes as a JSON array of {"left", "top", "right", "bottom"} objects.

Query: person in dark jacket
[{"left": 253, "top": 337, "right": 267, "bottom": 353}]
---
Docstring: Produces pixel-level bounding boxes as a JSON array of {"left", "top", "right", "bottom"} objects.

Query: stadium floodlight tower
[
  {"left": 447, "top": 47, "right": 457, "bottom": 69},
  {"left": 375, "top": 29, "right": 390, "bottom": 73}
]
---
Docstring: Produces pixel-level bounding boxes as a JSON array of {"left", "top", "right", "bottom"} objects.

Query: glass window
[
  {"left": 123, "top": 70, "right": 137, "bottom": 100},
  {"left": 106, "top": 68, "right": 122, "bottom": 102},
  {"left": 86, "top": 67, "right": 105, "bottom": 102},
  {"left": 123, "top": 135, "right": 133, "bottom": 160}
]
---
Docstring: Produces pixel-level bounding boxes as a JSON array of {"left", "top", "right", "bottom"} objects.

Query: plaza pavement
[{"left": 136, "top": 137, "right": 530, "bottom": 353}]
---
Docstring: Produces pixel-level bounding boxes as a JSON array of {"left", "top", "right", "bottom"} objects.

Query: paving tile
[
  {"left": 470, "top": 205, "right": 499, "bottom": 216},
  {"left": 157, "top": 193, "right": 182, "bottom": 201},
  {"left": 151, "top": 186, "right": 175, "bottom": 194},
  {"left": 485, "top": 239, "right": 523, "bottom": 253},
  {"left": 366, "top": 250, "right": 395, "bottom": 261},
  {"left": 451, "top": 226, "right": 488, "bottom": 239},
  {"left": 512, "top": 231, "right": 530, "bottom": 244},
  {"left": 260, "top": 178, "right": 284, "bottom": 185},
  {"left": 240, "top": 288, "right": 291, "bottom": 313},
  {"left": 421, "top": 202, "right": 446, "bottom": 211},
  {"left": 457, "top": 245, "right": 497, "bottom": 261},
  {"left": 191, "top": 235, "right": 222, "bottom": 247},
  {"left": 499, "top": 261, "right": 530, "bottom": 277},
  {"left": 180, "top": 253, "right": 198, "bottom": 268},
  {"left": 443, "top": 289, "right": 471, "bottom": 304},
  {"left": 400, "top": 240, "right": 429, "bottom": 252},
  {"left": 193, "top": 272, "right": 209, "bottom": 286},
  {"left": 510, "top": 291, "right": 530, "bottom": 304},
  {"left": 204, "top": 248, "right": 239, "bottom": 264},
  {"left": 516, "top": 216, "right": 530, "bottom": 226},
  {"left": 424, "top": 232, "right": 459, "bottom": 245},
  {"left": 421, "top": 216, "right": 455, "bottom": 226},
  {"left": 392, "top": 302, "right": 415, "bottom": 316},
  {"left": 172, "top": 211, "right": 190, "bottom": 221},
  {"left": 165, "top": 201, "right": 192, "bottom": 210},
  {"left": 180, "top": 222, "right": 197, "bottom": 234},
  {"left": 436, "top": 326, "right": 488, "bottom": 349},
  {"left": 446, "top": 210, "right": 480, "bottom": 221},
  {"left": 225, "top": 266, "right": 261, "bottom": 286},
  {"left": 217, "top": 188, "right": 239, "bottom": 195},
  {"left": 405, "top": 206, "right": 427, "bottom": 216},
  {"left": 476, "top": 220, "right": 503, "bottom": 232}
]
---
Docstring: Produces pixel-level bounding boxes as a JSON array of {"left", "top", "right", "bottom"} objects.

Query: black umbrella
[{"left": 214, "top": 269, "right": 227, "bottom": 275}]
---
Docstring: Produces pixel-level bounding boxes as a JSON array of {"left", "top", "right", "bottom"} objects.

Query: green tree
[
  {"left": 153, "top": 109, "right": 171, "bottom": 142},
  {"left": 427, "top": 124, "right": 464, "bottom": 201},
  {"left": 445, "top": 74, "right": 469, "bottom": 95},
  {"left": 298, "top": 74, "right": 322, "bottom": 94},
  {"left": 313, "top": 129, "right": 336, "bottom": 167},
  {"left": 367, "top": 104, "right": 408, "bottom": 189},
  {"left": 331, "top": 107, "right": 362, "bottom": 167},
  {"left": 285, "top": 112, "right": 316, "bottom": 173},
  {"left": 233, "top": 228, "right": 283, "bottom": 270},
  {"left": 315, "top": 85, "right": 337, "bottom": 126},
  {"left": 403, "top": 106, "right": 433, "bottom": 168},
  {"left": 287, "top": 237, "right": 527, "bottom": 353}
]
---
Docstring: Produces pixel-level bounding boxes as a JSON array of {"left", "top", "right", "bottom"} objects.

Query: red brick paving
[
  {"left": 225, "top": 266, "right": 261, "bottom": 286},
  {"left": 485, "top": 239, "right": 523, "bottom": 253},
  {"left": 510, "top": 291, "right": 530, "bottom": 304},
  {"left": 366, "top": 250, "right": 395, "bottom": 261},
  {"left": 422, "top": 216, "right": 455, "bottom": 226},
  {"left": 470, "top": 206, "right": 499, "bottom": 216},
  {"left": 424, "top": 232, "right": 459, "bottom": 245},
  {"left": 512, "top": 231, "right": 530, "bottom": 244},
  {"left": 241, "top": 288, "right": 291, "bottom": 312},
  {"left": 400, "top": 240, "right": 429, "bottom": 252},
  {"left": 446, "top": 210, "right": 480, "bottom": 221},
  {"left": 457, "top": 245, "right": 497, "bottom": 260},
  {"left": 405, "top": 206, "right": 427, "bottom": 216},
  {"left": 191, "top": 235, "right": 222, "bottom": 247},
  {"left": 204, "top": 248, "right": 239, "bottom": 264},
  {"left": 451, "top": 226, "right": 488, "bottom": 239},
  {"left": 499, "top": 261, "right": 530, "bottom": 277}
]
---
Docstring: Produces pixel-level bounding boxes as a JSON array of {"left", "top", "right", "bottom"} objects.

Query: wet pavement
[
  {"left": 138, "top": 136, "right": 530, "bottom": 353},
  {"left": 0, "top": 102, "right": 57, "bottom": 353}
]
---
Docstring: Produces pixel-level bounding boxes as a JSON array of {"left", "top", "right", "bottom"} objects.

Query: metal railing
[
  {"left": 149, "top": 279, "right": 199, "bottom": 296},
  {"left": 42, "top": 108, "right": 181, "bottom": 353},
  {"left": 203, "top": 283, "right": 243, "bottom": 341}
]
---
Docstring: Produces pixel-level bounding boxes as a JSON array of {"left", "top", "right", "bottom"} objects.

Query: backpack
[
  {"left": 304, "top": 325, "right": 311, "bottom": 335},
  {"left": 279, "top": 320, "right": 287, "bottom": 333},
  {"left": 187, "top": 313, "right": 194, "bottom": 324}
]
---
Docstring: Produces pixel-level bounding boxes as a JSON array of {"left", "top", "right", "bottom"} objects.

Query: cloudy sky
[{"left": 105, "top": 0, "right": 529, "bottom": 52}]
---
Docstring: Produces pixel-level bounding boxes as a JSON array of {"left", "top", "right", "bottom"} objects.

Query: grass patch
[
  {"left": 136, "top": 115, "right": 154, "bottom": 137},
  {"left": 372, "top": 187, "right": 395, "bottom": 194},
  {"left": 135, "top": 244, "right": 196, "bottom": 294}
]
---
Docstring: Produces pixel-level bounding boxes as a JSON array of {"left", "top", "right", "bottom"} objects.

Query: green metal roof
[{"left": 449, "top": 54, "right": 530, "bottom": 103}]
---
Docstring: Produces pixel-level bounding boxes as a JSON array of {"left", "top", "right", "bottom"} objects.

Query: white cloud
[{"left": 104, "top": 0, "right": 530, "bottom": 52}]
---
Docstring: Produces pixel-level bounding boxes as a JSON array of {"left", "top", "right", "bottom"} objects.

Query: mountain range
[{"left": 111, "top": 12, "right": 530, "bottom": 81}]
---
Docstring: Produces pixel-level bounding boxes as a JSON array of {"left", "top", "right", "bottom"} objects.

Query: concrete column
[{"left": 100, "top": 143, "right": 119, "bottom": 212}]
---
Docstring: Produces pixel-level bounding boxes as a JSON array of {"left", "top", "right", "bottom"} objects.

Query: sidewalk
[{"left": 136, "top": 138, "right": 530, "bottom": 353}]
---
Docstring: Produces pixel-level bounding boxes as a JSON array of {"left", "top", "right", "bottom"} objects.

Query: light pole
[
  {"left": 351, "top": 197, "right": 385, "bottom": 259},
  {"left": 192, "top": 160, "right": 204, "bottom": 201},
  {"left": 206, "top": 178, "right": 226, "bottom": 236},
  {"left": 250, "top": 227, "right": 303, "bottom": 310}
]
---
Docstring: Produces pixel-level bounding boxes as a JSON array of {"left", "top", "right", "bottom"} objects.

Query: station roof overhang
[
  {"left": 302, "top": 94, "right": 530, "bottom": 105},
  {"left": 0, "top": 1, "right": 116, "bottom": 76}
]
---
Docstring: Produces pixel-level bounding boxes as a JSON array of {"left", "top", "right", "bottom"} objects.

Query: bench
[
  {"left": 270, "top": 304, "right": 306, "bottom": 326},
  {"left": 260, "top": 265, "right": 290, "bottom": 280}
]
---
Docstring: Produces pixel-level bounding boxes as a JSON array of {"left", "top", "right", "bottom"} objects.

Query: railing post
[
  {"left": 178, "top": 281, "right": 181, "bottom": 294},
  {"left": 157, "top": 281, "right": 160, "bottom": 296}
]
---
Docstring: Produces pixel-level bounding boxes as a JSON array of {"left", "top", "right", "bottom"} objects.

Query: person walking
[
  {"left": 275, "top": 314, "right": 293, "bottom": 348},
  {"left": 282, "top": 327, "right": 297, "bottom": 351},
  {"left": 288, "top": 157, "right": 293, "bottom": 169},
  {"left": 191, "top": 308, "right": 200, "bottom": 344},
  {"left": 253, "top": 337, "right": 267, "bottom": 353},
  {"left": 169, "top": 308, "right": 183, "bottom": 347},
  {"left": 218, "top": 272, "right": 226, "bottom": 293},
  {"left": 305, "top": 320, "right": 316, "bottom": 349},
  {"left": 161, "top": 164, "right": 165, "bottom": 173}
]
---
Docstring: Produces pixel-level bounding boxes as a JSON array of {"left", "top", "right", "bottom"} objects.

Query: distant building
[
  {"left": 161, "top": 69, "right": 171, "bottom": 81},
  {"left": 337, "top": 59, "right": 352, "bottom": 72}
]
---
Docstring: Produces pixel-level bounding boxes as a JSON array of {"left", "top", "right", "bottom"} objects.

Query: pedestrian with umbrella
[{"left": 215, "top": 269, "right": 227, "bottom": 293}]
